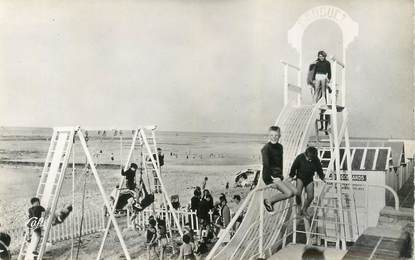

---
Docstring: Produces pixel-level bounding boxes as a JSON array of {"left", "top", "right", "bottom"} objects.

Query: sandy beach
[{"left": 0, "top": 128, "right": 266, "bottom": 259}]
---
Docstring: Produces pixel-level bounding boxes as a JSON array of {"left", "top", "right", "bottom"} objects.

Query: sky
[{"left": 0, "top": 0, "right": 413, "bottom": 138}]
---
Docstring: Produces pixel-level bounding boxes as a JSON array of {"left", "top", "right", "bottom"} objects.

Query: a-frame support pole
[
  {"left": 141, "top": 129, "right": 184, "bottom": 237},
  {"left": 96, "top": 128, "right": 139, "bottom": 260},
  {"left": 77, "top": 130, "right": 132, "bottom": 260}
]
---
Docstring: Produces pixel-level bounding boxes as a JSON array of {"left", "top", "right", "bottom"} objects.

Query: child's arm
[
  {"left": 150, "top": 230, "right": 157, "bottom": 244},
  {"left": 288, "top": 156, "right": 300, "bottom": 180}
]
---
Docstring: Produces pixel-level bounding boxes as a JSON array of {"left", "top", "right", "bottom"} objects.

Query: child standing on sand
[
  {"left": 26, "top": 197, "right": 46, "bottom": 256},
  {"left": 146, "top": 218, "right": 158, "bottom": 259},
  {"left": 178, "top": 235, "right": 195, "bottom": 260}
]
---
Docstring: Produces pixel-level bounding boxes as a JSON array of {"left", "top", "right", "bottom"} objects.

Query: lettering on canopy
[{"left": 288, "top": 5, "right": 359, "bottom": 52}]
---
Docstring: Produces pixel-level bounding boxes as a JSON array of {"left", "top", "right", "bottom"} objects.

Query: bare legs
[
  {"left": 295, "top": 179, "right": 315, "bottom": 216},
  {"left": 315, "top": 78, "right": 330, "bottom": 133},
  {"left": 264, "top": 179, "right": 298, "bottom": 211}
]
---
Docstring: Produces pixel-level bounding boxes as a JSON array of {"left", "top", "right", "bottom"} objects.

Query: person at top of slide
[
  {"left": 312, "top": 50, "right": 332, "bottom": 134},
  {"left": 289, "top": 146, "right": 325, "bottom": 218},
  {"left": 262, "top": 126, "right": 298, "bottom": 212}
]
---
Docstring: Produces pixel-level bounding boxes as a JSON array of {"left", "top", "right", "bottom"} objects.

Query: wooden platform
[{"left": 342, "top": 234, "right": 409, "bottom": 260}]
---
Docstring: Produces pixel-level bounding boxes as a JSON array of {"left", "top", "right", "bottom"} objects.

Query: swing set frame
[{"left": 22, "top": 126, "right": 183, "bottom": 260}]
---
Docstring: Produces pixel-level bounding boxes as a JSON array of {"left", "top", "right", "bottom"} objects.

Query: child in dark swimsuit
[{"left": 288, "top": 146, "right": 325, "bottom": 217}]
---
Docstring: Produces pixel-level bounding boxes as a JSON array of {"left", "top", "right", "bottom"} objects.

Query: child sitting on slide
[{"left": 262, "top": 126, "right": 298, "bottom": 212}]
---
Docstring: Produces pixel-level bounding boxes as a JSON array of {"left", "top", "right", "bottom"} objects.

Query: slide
[{"left": 207, "top": 99, "right": 324, "bottom": 260}]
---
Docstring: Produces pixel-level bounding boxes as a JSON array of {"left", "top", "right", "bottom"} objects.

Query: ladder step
[{"left": 319, "top": 105, "right": 345, "bottom": 112}]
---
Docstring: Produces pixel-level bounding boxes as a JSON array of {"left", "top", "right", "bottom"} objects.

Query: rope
[
  {"left": 120, "top": 131, "right": 123, "bottom": 171},
  {"left": 70, "top": 140, "right": 76, "bottom": 260},
  {"left": 75, "top": 168, "right": 88, "bottom": 260},
  {"left": 75, "top": 130, "right": 105, "bottom": 260}
]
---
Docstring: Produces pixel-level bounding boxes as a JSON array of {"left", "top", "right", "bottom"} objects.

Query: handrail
[
  {"left": 280, "top": 60, "right": 301, "bottom": 71},
  {"left": 287, "top": 83, "right": 301, "bottom": 93},
  {"left": 330, "top": 56, "right": 345, "bottom": 68},
  {"left": 208, "top": 178, "right": 399, "bottom": 260}
]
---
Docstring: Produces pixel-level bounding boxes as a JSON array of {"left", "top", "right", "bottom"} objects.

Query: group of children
[
  {"left": 261, "top": 51, "right": 332, "bottom": 216},
  {"left": 262, "top": 125, "right": 325, "bottom": 218},
  {"left": 144, "top": 214, "right": 211, "bottom": 260}
]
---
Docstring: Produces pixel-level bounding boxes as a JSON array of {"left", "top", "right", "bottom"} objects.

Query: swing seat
[
  {"left": 115, "top": 190, "right": 135, "bottom": 210},
  {"left": 132, "top": 193, "right": 154, "bottom": 213},
  {"left": 141, "top": 194, "right": 155, "bottom": 208}
]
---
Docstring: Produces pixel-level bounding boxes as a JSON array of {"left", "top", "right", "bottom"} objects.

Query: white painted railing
[
  {"left": 306, "top": 179, "right": 400, "bottom": 247},
  {"left": 127, "top": 207, "right": 203, "bottom": 232},
  {"left": 281, "top": 60, "right": 301, "bottom": 106},
  {"left": 3, "top": 208, "right": 105, "bottom": 253},
  {"left": 385, "top": 159, "right": 414, "bottom": 202},
  {"left": 206, "top": 178, "right": 400, "bottom": 260},
  {"left": 330, "top": 56, "right": 346, "bottom": 107}
]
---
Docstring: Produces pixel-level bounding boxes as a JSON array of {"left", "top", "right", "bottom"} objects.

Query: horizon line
[{"left": 0, "top": 125, "right": 413, "bottom": 141}]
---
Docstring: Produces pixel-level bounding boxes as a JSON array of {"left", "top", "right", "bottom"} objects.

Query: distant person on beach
[
  {"left": 26, "top": 197, "right": 46, "bottom": 256},
  {"left": 262, "top": 126, "right": 298, "bottom": 213},
  {"left": 312, "top": 50, "right": 331, "bottom": 134},
  {"left": 0, "top": 232, "right": 11, "bottom": 260},
  {"left": 202, "top": 177, "right": 208, "bottom": 190},
  {"left": 121, "top": 163, "right": 138, "bottom": 191},
  {"left": 289, "top": 146, "right": 325, "bottom": 218}
]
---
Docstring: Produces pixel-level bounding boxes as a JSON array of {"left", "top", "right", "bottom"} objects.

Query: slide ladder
[{"left": 18, "top": 129, "right": 75, "bottom": 260}]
